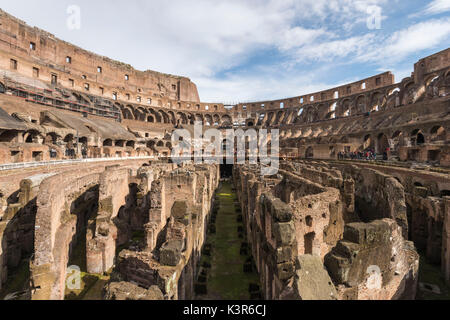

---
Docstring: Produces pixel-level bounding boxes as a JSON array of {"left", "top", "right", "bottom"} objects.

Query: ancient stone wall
[
  {"left": 0, "top": 9, "right": 200, "bottom": 104},
  {"left": 104, "top": 164, "right": 220, "bottom": 300},
  {"left": 233, "top": 161, "right": 419, "bottom": 300}
]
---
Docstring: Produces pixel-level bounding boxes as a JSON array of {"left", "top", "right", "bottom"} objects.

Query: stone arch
[
  {"left": 340, "top": 99, "right": 351, "bottom": 117},
  {"left": 273, "top": 110, "right": 284, "bottom": 125},
  {"left": 115, "top": 140, "right": 125, "bottom": 147},
  {"left": 103, "top": 139, "right": 113, "bottom": 147},
  {"left": 204, "top": 114, "right": 213, "bottom": 126},
  {"left": 369, "top": 91, "right": 384, "bottom": 112},
  {"left": 377, "top": 133, "right": 389, "bottom": 154},
  {"left": 430, "top": 125, "right": 446, "bottom": 142},
  {"left": 0, "top": 81, "right": 6, "bottom": 93},
  {"left": 122, "top": 105, "right": 135, "bottom": 120},
  {"left": 363, "top": 134, "right": 374, "bottom": 150},
  {"left": 63, "top": 134, "right": 74, "bottom": 144},
  {"left": 45, "top": 132, "right": 61, "bottom": 144},
  {"left": 133, "top": 107, "right": 147, "bottom": 121},
  {"left": 158, "top": 110, "right": 170, "bottom": 124},
  {"left": 24, "top": 130, "right": 41, "bottom": 144},
  {"left": 221, "top": 115, "right": 232, "bottom": 126},
  {"left": 167, "top": 111, "right": 176, "bottom": 125},
  {"left": 195, "top": 114, "right": 203, "bottom": 123},
  {"left": 411, "top": 129, "right": 425, "bottom": 145},
  {"left": 305, "top": 146, "right": 314, "bottom": 159},
  {"left": 391, "top": 130, "right": 405, "bottom": 150},
  {"left": 176, "top": 112, "right": 188, "bottom": 125},
  {"left": 213, "top": 114, "right": 221, "bottom": 125}
]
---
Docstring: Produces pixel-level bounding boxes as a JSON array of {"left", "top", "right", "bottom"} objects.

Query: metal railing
[{"left": 0, "top": 156, "right": 156, "bottom": 171}]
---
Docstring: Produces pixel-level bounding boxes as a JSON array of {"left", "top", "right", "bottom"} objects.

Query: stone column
[{"left": 442, "top": 197, "right": 450, "bottom": 285}]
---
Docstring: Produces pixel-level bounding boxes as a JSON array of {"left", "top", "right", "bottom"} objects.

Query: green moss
[
  {"left": 0, "top": 258, "right": 31, "bottom": 300},
  {"left": 198, "top": 181, "right": 260, "bottom": 300},
  {"left": 417, "top": 255, "right": 450, "bottom": 300},
  {"left": 132, "top": 230, "right": 145, "bottom": 242},
  {"left": 64, "top": 228, "right": 110, "bottom": 300}
]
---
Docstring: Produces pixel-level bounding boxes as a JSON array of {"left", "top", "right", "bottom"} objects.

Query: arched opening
[
  {"left": 430, "top": 126, "right": 446, "bottom": 142},
  {"left": 126, "top": 141, "right": 135, "bottom": 148},
  {"left": 25, "top": 131, "right": 40, "bottom": 144},
  {"left": 305, "top": 216, "right": 313, "bottom": 227},
  {"left": 363, "top": 134, "right": 374, "bottom": 150},
  {"left": 45, "top": 132, "right": 60, "bottom": 145},
  {"left": 305, "top": 147, "right": 314, "bottom": 159},
  {"left": 329, "top": 146, "right": 336, "bottom": 158},
  {"left": 370, "top": 92, "right": 383, "bottom": 112},
  {"left": 356, "top": 95, "right": 366, "bottom": 114},
  {"left": 0, "top": 130, "right": 18, "bottom": 143},
  {"left": 304, "top": 232, "right": 315, "bottom": 255},
  {"left": 64, "top": 134, "right": 74, "bottom": 143},
  {"left": 103, "top": 139, "right": 113, "bottom": 147},
  {"left": 341, "top": 100, "right": 351, "bottom": 117},
  {"left": 122, "top": 107, "right": 134, "bottom": 120},
  {"left": 377, "top": 133, "right": 389, "bottom": 154},
  {"left": 411, "top": 129, "right": 425, "bottom": 145},
  {"left": 115, "top": 140, "right": 125, "bottom": 147}
]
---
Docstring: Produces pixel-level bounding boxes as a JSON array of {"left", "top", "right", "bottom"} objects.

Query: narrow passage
[{"left": 196, "top": 180, "right": 261, "bottom": 300}]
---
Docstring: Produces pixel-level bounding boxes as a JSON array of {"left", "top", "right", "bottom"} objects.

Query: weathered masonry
[{"left": 0, "top": 8, "right": 449, "bottom": 300}]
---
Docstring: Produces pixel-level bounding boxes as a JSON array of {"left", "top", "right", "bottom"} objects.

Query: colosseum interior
[{"left": 0, "top": 8, "right": 449, "bottom": 301}]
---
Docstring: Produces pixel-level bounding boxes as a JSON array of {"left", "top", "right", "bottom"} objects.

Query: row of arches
[
  {"left": 249, "top": 70, "right": 450, "bottom": 128},
  {"left": 119, "top": 103, "right": 233, "bottom": 127}
]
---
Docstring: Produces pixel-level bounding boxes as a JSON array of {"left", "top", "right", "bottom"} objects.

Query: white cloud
[
  {"left": 292, "top": 34, "right": 376, "bottom": 62},
  {"left": 0, "top": 0, "right": 447, "bottom": 102},
  {"left": 358, "top": 17, "right": 450, "bottom": 63},
  {"left": 424, "top": 0, "right": 450, "bottom": 15}
]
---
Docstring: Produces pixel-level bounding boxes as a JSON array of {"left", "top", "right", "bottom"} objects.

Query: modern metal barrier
[{"left": 0, "top": 156, "right": 156, "bottom": 171}]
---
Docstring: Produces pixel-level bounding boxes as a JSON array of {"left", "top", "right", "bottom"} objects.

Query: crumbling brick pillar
[
  {"left": 442, "top": 197, "right": 450, "bottom": 285},
  {"left": 86, "top": 166, "right": 129, "bottom": 274}
]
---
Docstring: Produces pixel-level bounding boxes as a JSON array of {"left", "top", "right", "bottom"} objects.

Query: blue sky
[{"left": 1, "top": 0, "right": 449, "bottom": 103}]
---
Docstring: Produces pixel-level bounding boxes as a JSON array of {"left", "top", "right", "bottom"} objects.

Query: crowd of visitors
[{"left": 338, "top": 148, "right": 390, "bottom": 161}]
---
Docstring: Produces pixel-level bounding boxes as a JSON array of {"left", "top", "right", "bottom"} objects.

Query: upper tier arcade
[{"left": 0, "top": 9, "right": 200, "bottom": 105}]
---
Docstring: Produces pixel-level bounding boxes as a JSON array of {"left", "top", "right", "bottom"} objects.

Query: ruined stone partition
[
  {"left": 104, "top": 164, "right": 220, "bottom": 300},
  {"left": 443, "top": 197, "right": 450, "bottom": 285},
  {"left": 31, "top": 170, "right": 102, "bottom": 300},
  {"left": 86, "top": 165, "right": 131, "bottom": 274},
  {"left": 232, "top": 161, "right": 420, "bottom": 300},
  {"left": 0, "top": 172, "right": 55, "bottom": 292},
  {"left": 233, "top": 165, "right": 345, "bottom": 299}
]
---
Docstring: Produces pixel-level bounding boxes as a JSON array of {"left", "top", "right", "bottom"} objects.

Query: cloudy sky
[{"left": 1, "top": 0, "right": 449, "bottom": 103}]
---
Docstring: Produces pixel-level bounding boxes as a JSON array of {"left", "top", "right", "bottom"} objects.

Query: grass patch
[
  {"left": 0, "top": 258, "right": 30, "bottom": 300},
  {"left": 199, "top": 181, "right": 260, "bottom": 300},
  {"left": 417, "top": 255, "right": 450, "bottom": 300},
  {"left": 64, "top": 230, "right": 110, "bottom": 300}
]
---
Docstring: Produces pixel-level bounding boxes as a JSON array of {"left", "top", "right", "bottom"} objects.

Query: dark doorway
[
  {"left": 220, "top": 164, "right": 233, "bottom": 178},
  {"left": 304, "top": 232, "right": 315, "bottom": 255}
]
